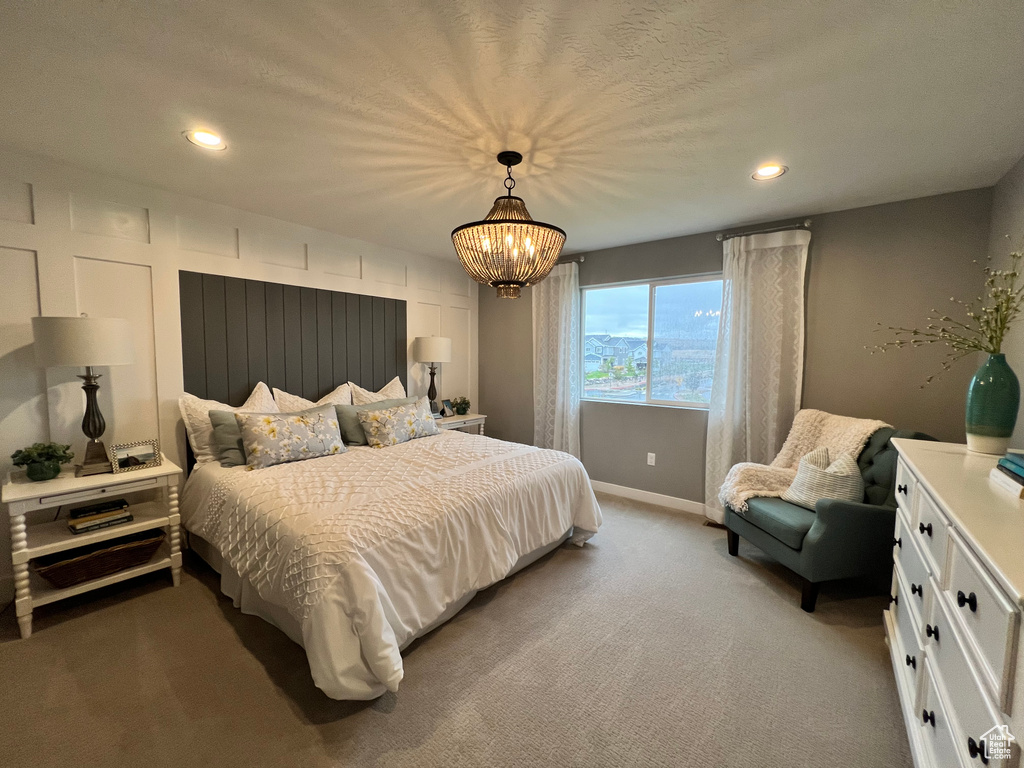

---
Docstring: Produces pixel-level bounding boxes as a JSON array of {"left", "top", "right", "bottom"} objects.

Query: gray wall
[
  {"left": 988, "top": 154, "right": 1024, "bottom": 449},
  {"left": 478, "top": 283, "right": 535, "bottom": 445},
  {"left": 479, "top": 188, "right": 993, "bottom": 502}
]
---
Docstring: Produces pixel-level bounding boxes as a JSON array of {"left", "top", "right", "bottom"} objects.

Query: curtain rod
[
  {"left": 716, "top": 219, "right": 812, "bottom": 242},
  {"left": 558, "top": 254, "right": 586, "bottom": 263}
]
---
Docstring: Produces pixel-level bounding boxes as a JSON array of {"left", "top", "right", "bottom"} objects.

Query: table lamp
[
  {"left": 32, "top": 315, "right": 135, "bottom": 476},
  {"left": 411, "top": 336, "right": 452, "bottom": 415}
]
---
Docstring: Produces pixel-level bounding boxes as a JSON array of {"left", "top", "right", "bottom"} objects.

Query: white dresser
[{"left": 887, "top": 439, "right": 1024, "bottom": 767}]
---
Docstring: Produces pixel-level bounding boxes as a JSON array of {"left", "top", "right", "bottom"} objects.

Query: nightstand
[
  {"left": 437, "top": 413, "right": 487, "bottom": 435},
  {"left": 2, "top": 456, "right": 182, "bottom": 639}
]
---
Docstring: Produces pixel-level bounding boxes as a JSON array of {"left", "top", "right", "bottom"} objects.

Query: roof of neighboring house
[{"left": 584, "top": 353, "right": 602, "bottom": 361}]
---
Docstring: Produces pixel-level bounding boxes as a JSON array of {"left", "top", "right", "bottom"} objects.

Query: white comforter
[{"left": 180, "top": 430, "right": 602, "bottom": 699}]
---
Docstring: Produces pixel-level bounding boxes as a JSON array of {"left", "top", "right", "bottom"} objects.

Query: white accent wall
[{"left": 0, "top": 147, "right": 478, "bottom": 606}]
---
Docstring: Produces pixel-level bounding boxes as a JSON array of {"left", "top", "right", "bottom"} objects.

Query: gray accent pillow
[
  {"left": 235, "top": 404, "right": 346, "bottom": 469},
  {"left": 358, "top": 396, "right": 440, "bottom": 448},
  {"left": 782, "top": 447, "right": 864, "bottom": 510},
  {"left": 208, "top": 409, "right": 247, "bottom": 467},
  {"left": 334, "top": 396, "right": 418, "bottom": 445}
]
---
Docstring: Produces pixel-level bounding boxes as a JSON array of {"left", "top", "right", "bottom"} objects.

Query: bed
[{"left": 177, "top": 272, "right": 602, "bottom": 699}]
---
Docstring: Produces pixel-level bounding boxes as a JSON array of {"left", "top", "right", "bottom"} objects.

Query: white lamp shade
[
  {"left": 412, "top": 336, "right": 452, "bottom": 364},
  {"left": 32, "top": 316, "right": 135, "bottom": 368}
]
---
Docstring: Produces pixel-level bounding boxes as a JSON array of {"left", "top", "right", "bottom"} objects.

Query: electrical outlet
[{"left": 647, "top": 452, "right": 656, "bottom": 466}]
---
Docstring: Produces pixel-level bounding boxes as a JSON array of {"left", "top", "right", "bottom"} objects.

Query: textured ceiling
[{"left": 2, "top": 1, "right": 1023, "bottom": 258}]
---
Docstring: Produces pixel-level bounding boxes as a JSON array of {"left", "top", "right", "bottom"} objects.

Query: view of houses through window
[{"left": 582, "top": 277, "right": 723, "bottom": 406}]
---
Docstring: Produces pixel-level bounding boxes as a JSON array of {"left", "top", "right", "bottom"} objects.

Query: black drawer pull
[
  {"left": 898, "top": 484, "right": 908, "bottom": 495},
  {"left": 922, "top": 709, "right": 935, "bottom": 727},
  {"left": 905, "top": 654, "right": 916, "bottom": 669},
  {"left": 893, "top": 537, "right": 902, "bottom": 549},
  {"left": 911, "top": 583, "right": 923, "bottom": 598},
  {"left": 957, "top": 590, "right": 978, "bottom": 613},
  {"left": 967, "top": 737, "right": 989, "bottom": 764},
  {"left": 926, "top": 624, "right": 940, "bottom": 642},
  {"left": 890, "top": 594, "right": 898, "bottom": 606},
  {"left": 919, "top": 522, "right": 933, "bottom": 537}
]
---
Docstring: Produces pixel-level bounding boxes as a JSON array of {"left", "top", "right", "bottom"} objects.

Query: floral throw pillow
[
  {"left": 357, "top": 396, "right": 439, "bottom": 448},
  {"left": 235, "top": 404, "right": 346, "bottom": 469}
]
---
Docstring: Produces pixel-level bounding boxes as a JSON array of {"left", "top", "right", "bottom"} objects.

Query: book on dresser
[{"left": 989, "top": 467, "right": 1024, "bottom": 498}]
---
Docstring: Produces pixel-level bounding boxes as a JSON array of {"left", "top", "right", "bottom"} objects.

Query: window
[{"left": 582, "top": 276, "right": 723, "bottom": 407}]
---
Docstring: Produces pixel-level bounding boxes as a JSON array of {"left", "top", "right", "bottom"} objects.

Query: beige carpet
[{"left": 0, "top": 495, "right": 911, "bottom": 768}]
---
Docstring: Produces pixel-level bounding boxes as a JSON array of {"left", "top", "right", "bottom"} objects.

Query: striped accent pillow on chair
[{"left": 782, "top": 447, "right": 864, "bottom": 511}]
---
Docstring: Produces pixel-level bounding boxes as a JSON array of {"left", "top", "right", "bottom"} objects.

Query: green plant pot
[
  {"left": 966, "top": 353, "right": 1020, "bottom": 454},
  {"left": 25, "top": 460, "right": 62, "bottom": 482},
  {"left": 455, "top": 407, "right": 469, "bottom": 415}
]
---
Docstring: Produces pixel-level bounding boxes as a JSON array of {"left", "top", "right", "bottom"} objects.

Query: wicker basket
[{"left": 31, "top": 530, "right": 166, "bottom": 589}]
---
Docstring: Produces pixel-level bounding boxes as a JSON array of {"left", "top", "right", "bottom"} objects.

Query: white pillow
[
  {"left": 273, "top": 382, "right": 352, "bottom": 412},
  {"left": 178, "top": 382, "right": 278, "bottom": 465},
  {"left": 349, "top": 376, "right": 406, "bottom": 405},
  {"left": 782, "top": 447, "right": 864, "bottom": 511}
]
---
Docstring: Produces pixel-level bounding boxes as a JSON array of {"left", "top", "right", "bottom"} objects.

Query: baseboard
[{"left": 589, "top": 480, "right": 705, "bottom": 516}]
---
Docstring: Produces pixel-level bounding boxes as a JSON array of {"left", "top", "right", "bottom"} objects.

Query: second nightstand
[{"left": 437, "top": 413, "right": 487, "bottom": 435}]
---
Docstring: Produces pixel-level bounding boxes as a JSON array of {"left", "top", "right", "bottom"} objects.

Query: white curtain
[
  {"left": 704, "top": 229, "right": 811, "bottom": 522},
  {"left": 533, "top": 262, "right": 581, "bottom": 456}
]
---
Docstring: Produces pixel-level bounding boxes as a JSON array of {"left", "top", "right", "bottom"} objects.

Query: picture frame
[
  {"left": 109, "top": 439, "right": 162, "bottom": 473},
  {"left": 441, "top": 399, "right": 453, "bottom": 417}
]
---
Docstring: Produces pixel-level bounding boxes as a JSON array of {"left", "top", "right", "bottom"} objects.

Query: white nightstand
[
  {"left": 2, "top": 456, "right": 182, "bottom": 639},
  {"left": 437, "top": 413, "right": 487, "bottom": 435}
]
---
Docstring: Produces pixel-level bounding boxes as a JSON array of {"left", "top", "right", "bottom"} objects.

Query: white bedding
[{"left": 180, "top": 430, "right": 602, "bottom": 699}]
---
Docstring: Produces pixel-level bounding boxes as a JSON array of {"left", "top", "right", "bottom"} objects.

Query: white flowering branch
[{"left": 869, "top": 247, "right": 1024, "bottom": 385}]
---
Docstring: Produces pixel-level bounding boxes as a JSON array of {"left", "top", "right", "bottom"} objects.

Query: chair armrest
[{"left": 801, "top": 499, "right": 897, "bottom": 582}]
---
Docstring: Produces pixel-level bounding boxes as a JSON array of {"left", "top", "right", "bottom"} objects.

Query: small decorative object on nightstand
[
  {"left": 437, "top": 413, "right": 487, "bottom": 435},
  {"left": 2, "top": 455, "right": 182, "bottom": 639},
  {"left": 450, "top": 396, "right": 471, "bottom": 416},
  {"left": 11, "top": 442, "right": 74, "bottom": 482}
]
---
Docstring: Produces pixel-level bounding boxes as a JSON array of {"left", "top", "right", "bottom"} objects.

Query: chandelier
[{"left": 451, "top": 151, "right": 566, "bottom": 299}]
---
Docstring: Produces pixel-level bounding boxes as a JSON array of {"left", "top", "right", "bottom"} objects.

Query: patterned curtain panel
[
  {"left": 532, "top": 262, "right": 581, "bottom": 456},
  {"left": 704, "top": 230, "right": 811, "bottom": 522}
]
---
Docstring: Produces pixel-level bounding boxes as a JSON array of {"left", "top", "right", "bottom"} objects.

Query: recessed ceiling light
[
  {"left": 753, "top": 163, "right": 786, "bottom": 180},
  {"left": 184, "top": 130, "right": 227, "bottom": 150}
]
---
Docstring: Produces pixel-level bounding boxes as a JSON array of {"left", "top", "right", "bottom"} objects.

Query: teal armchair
[{"left": 723, "top": 428, "right": 934, "bottom": 612}]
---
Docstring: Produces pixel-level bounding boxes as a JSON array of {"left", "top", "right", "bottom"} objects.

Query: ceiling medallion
[{"left": 451, "top": 151, "right": 566, "bottom": 299}]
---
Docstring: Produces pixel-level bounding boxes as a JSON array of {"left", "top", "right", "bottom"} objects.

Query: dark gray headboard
[{"left": 179, "top": 270, "right": 407, "bottom": 468}]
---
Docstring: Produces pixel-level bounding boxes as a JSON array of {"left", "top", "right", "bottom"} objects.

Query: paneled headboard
[{"left": 179, "top": 270, "right": 407, "bottom": 470}]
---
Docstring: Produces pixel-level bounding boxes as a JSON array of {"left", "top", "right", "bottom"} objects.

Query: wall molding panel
[
  {"left": 0, "top": 178, "right": 34, "bottom": 224},
  {"left": 0, "top": 147, "right": 478, "bottom": 607}
]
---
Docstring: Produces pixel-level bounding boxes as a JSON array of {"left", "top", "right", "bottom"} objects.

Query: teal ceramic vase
[
  {"left": 965, "top": 353, "right": 1020, "bottom": 454},
  {"left": 25, "top": 460, "right": 61, "bottom": 482}
]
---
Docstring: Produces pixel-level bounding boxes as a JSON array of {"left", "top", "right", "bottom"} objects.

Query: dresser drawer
[
  {"left": 893, "top": 566, "right": 924, "bottom": 698},
  {"left": 896, "top": 514, "right": 933, "bottom": 617},
  {"left": 927, "top": 583, "right": 1011, "bottom": 766},
  {"left": 920, "top": 659, "right": 968, "bottom": 768},
  {"left": 946, "top": 529, "right": 1020, "bottom": 709},
  {"left": 915, "top": 489, "right": 950, "bottom": 580},
  {"left": 896, "top": 457, "right": 917, "bottom": 518}
]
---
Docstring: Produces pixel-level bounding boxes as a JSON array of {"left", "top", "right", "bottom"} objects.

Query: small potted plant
[
  {"left": 11, "top": 443, "right": 75, "bottom": 482},
  {"left": 450, "top": 396, "right": 471, "bottom": 416}
]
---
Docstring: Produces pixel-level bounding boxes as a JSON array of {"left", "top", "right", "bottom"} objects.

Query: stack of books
[
  {"left": 67, "top": 498, "right": 133, "bottom": 535},
  {"left": 989, "top": 452, "right": 1024, "bottom": 499}
]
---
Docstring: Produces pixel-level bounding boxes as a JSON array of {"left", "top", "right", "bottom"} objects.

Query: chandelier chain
[{"left": 504, "top": 164, "right": 516, "bottom": 196}]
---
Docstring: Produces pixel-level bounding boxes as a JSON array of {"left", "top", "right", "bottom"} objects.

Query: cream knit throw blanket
[{"left": 718, "top": 409, "right": 891, "bottom": 513}]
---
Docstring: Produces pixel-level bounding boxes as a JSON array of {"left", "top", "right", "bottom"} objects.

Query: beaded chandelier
[{"left": 451, "top": 151, "right": 566, "bottom": 299}]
